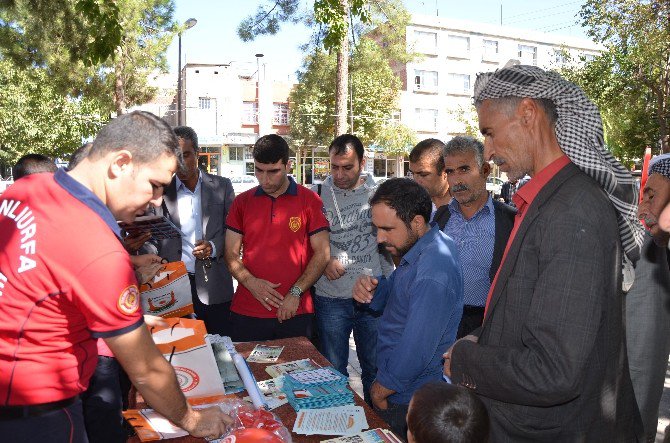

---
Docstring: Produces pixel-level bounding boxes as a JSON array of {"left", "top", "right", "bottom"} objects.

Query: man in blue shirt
[
  {"left": 352, "top": 178, "right": 463, "bottom": 438},
  {"left": 443, "top": 136, "right": 515, "bottom": 338}
]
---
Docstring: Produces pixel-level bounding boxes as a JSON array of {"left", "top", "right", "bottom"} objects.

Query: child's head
[{"left": 406, "top": 382, "right": 489, "bottom": 443}]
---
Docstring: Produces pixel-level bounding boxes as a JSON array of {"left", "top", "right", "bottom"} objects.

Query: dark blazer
[
  {"left": 434, "top": 200, "right": 516, "bottom": 282},
  {"left": 450, "top": 163, "right": 641, "bottom": 442},
  {"left": 153, "top": 171, "right": 235, "bottom": 305}
]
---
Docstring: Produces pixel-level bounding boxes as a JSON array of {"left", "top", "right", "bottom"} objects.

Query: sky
[{"left": 165, "top": 0, "right": 591, "bottom": 82}]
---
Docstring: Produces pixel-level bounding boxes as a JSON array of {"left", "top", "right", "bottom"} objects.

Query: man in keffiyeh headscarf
[
  {"left": 442, "top": 64, "right": 643, "bottom": 441},
  {"left": 627, "top": 153, "right": 670, "bottom": 440}
]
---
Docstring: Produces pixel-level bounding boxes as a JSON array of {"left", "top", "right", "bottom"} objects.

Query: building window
[
  {"left": 553, "top": 49, "right": 568, "bottom": 66},
  {"left": 242, "top": 101, "right": 258, "bottom": 124},
  {"left": 414, "top": 30, "right": 437, "bottom": 54},
  {"left": 583, "top": 53, "right": 596, "bottom": 62},
  {"left": 229, "top": 146, "right": 245, "bottom": 161},
  {"left": 447, "top": 73, "right": 471, "bottom": 95},
  {"left": 518, "top": 44, "right": 537, "bottom": 65},
  {"left": 414, "top": 70, "right": 438, "bottom": 92},
  {"left": 391, "top": 110, "right": 401, "bottom": 123},
  {"left": 483, "top": 39, "right": 498, "bottom": 61},
  {"left": 198, "top": 97, "right": 211, "bottom": 109},
  {"left": 448, "top": 35, "right": 470, "bottom": 58},
  {"left": 273, "top": 103, "right": 289, "bottom": 125},
  {"left": 415, "top": 108, "right": 438, "bottom": 132}
]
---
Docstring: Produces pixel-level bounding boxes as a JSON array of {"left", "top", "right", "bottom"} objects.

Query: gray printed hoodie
[{"left": 313, "top": 173, "right": 394, "bottom": 299}]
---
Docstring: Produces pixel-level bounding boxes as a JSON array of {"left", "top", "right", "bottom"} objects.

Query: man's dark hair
[
  {"left": 444, "top": 136, "right": 485, "bottom": 169},
  {"left": 409, "top": 138, "right": 447, "bottom": 173},
  {"left": 253, "top": 134, "right": 289, "bottom": 164},
  {"left": 68, "top": 143, "right": 93, "bottom": 170},
  {"left": 370, "top": 178, "right": 432, "bottom": 227},
  {"left": 407, "top": 382, "right": 490, "bottom": 443},
  {"left": 12, "top": 154, "right": 57, "bottom": 180},
  {"left": 88, "top": 111, "right": 182, "bottom": 168},
  {"left": 173, "top": 126, "right": 199, "bottom": 153},
  {"left": 329, "top": 134, "right": 364, "bottom": 162}
]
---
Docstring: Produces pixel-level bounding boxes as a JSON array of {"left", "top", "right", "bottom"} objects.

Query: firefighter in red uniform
[{"left": 0, "top": 111, "right": 232, "bottom": 442}]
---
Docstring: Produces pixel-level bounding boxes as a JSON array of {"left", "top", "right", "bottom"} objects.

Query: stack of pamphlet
[{"left": 283, "top": 367, "right": 354, "bottom": 411}]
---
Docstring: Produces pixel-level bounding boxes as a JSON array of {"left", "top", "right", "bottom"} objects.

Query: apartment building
[{"left": 388, "top": 14, "right": 602, "bottom": 176}]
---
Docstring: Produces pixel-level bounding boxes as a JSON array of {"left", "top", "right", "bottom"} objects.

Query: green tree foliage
[
  {"left": 373, "top": 122, "right": 417, "bottom": 156},
  {"left": 289, "top": 35, "right": 408, "bottom": 150},
  {"left": 0, "top": 0, "right": 122, "bottom": 66},
  {"left": 0, "top": 59, "right": 104, "bottom": 164},
  {"left": 289, "top": 0, "right": 412, "bottom": 153},
  {"left": 570, "top": 0, "right": 670, "bottom": 157},
  {"left": 0, "top": 0, "right": 175, "bottom": 162}
]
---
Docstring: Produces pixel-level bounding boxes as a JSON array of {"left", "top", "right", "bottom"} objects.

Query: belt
[{"left": 0, "top": 396, "right": 78, "bottom": 420}]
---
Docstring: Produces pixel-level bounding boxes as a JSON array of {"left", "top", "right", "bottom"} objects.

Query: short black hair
[
  {"left": 409, "top": 138, "right": 446, "bottom": 173},
  {"left": 173, "top": 126, "right": 199, "bottom": 153},
  {"left": 253, "top": 134, "right": 289, "bottom": 164},
  {"left": 369, "top": 178, "right": 431, "bottom": 227},
  {"left": 68, "top": 143, "right": 92, "bottom": 170},
  {"left": 407, "top": 382, "right": 490, "bottom": 443},
  {"left": 88, "top": 111, "right": 182, "bottom": 168},
  {"left": 12, "top": 154, "right": 57, "bottom": 180},
  {"left": 329, "top": 134, "right": 364, "bottom": 162}
]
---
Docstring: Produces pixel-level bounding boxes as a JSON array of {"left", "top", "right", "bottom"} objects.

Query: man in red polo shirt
[
  {"left": 442, "top": 65, "right": 644, "bottom": 440},
  {"left": 0, "top": 112, "right": 231, "bottom": 442},
  {"left": 225, "top": 134, "right": 330, "bottom": 341}
]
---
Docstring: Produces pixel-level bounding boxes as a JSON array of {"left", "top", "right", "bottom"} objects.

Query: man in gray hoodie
[{"left": 313, "top": 134, "right": 394, "bottom": 404}]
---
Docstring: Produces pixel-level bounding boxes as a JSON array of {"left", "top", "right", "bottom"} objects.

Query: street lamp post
[{"left": 177, "top": 18, "right": 198, "bottom": 126}]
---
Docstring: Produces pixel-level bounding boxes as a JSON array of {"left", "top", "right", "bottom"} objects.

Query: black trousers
[
  {"left": 188, "top": 274, "right": 232, "bottom": 336},
  {"left": 228, "top": 311, "right": 314, "bottom": 342}
]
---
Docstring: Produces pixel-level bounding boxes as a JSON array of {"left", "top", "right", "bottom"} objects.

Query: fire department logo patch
[
  {"left": 117, "top": 285, "right": 140, "bottom": 315},
  {"left": 289, "top": 217, "right": 301, "bottom": 232}
]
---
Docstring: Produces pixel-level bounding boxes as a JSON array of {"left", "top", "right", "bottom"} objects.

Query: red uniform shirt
[
  {"left": 0, "top": 170, "right": 142, "bottom": 405},
  {"left": 226, "top": 177, "right": 329, "bottom": 318}
]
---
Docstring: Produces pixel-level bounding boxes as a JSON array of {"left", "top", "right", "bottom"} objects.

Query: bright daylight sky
[{"left": 165, "top": 0, "right": 590, "bottom": 82}]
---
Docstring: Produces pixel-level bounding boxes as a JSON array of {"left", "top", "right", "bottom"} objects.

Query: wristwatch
[{"left": 288, "top": 285, "right": 303, "bottom": 298}]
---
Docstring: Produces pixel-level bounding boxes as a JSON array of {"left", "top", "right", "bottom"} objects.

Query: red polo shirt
[
  {"left": 226, "top": 177, "right": 329, "bottom": 318},
  {"left": 484, "top": 155, "right": 572, "bottom": 318},
  {"left": 0, "top": 170, "right": 142, "bottom": 405}
]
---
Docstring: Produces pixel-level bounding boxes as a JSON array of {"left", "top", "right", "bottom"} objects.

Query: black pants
[
  {"left": 456, "top": 305, "right": 485, "bottom": 339},
  {"left": 81, "top": 356, "right": 127, "bottom": 443},
  {"left": 0, "top": 398, "right": 88, "bottom": 443},
  {"left": 188, "top": 274, "right": 232, "bottom": 336},
  {"left": 228, "top": 311, "right": 314, "bottom": 342}
]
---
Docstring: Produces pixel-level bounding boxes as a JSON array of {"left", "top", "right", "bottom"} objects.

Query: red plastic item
[{"left": 222, "top": 428, "right": 285, "bottom": 443}]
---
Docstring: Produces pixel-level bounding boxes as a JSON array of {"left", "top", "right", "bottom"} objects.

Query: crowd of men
[{"left": 1, "top": 63, "right": 670, "bottom": 443}]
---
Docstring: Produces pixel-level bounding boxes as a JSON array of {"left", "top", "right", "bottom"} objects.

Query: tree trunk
[
  {"left": 114, "top": 46, "right": 126, "bottom": 116},
  {"left": 334, "top": 0, "right": 349, "bottom": 136}
]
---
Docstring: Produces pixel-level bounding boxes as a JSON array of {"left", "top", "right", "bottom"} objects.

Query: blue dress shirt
[
  {"left": 373, "top": 224, "right": 463, "bottom": 404},
  {"left": 444, "top": 196, "right": 495, "bottom": 307}
]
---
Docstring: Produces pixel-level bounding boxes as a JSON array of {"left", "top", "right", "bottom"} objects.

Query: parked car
[
  {"left": 486, "top": 176, "right": 504, "bottom": 197},
  {"left": 0, "top": 177, "right": 13, "bottom": 196},
  {"left": 229, "top": 175, "right": 259, "bottom": 195}
]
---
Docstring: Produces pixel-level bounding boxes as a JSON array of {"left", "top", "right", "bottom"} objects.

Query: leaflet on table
[
  {"left": 246, "top": 344, "right": 284, "bottom": 363},
  {"left": 243, "top": 377, "right": 288, "bottom": 410},
  {"left": 265, "top": 358, "right": 321, "bottom": 378},
  {"left": 321, "top": 428, "right": 404, "bottom": 443},
  {"left": 292, "top": 405, "right": 368, "bottom": 436},
  {"left": 122, "top": 397, "right": 237, "bottom": 442},
  {"left": 207, "top": 335, "right": 245, "bottom": 394}
]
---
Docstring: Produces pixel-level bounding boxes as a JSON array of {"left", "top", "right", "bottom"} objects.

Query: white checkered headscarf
[
  {"left": 474, "top": 65, "right": 644, "bottom": 269},
  {"left": 650, "top": 154, "right": 670, "bottom": 180}
]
